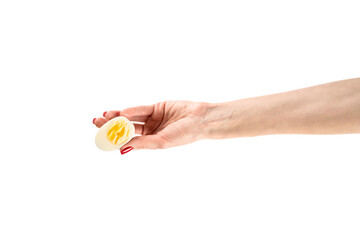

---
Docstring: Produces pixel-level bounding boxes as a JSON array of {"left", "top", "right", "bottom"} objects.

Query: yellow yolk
[{"left": 106, "top": 120, "right": 131, "bottom": 145}]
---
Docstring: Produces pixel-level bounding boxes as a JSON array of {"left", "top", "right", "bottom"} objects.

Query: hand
[
  {"left": 93, "top": 78, "right": 360, "bottom": 154},
  {"left": 93, "top": 101, "right": 210, "bottom": 151}
]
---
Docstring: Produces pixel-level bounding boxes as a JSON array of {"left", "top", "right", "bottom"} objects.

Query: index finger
[
  {"left": 122, "top": 104, "right": 154, "bottom": 117},
  {"left": 104, "top": 104, "right": 154, "bottom": 122}
]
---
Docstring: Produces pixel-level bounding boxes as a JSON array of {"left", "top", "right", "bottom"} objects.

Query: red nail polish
[
  {"left": 103, "top": 111, "right": 107, "bottom": 117},
  {"left": 121, "top": 146, "right": 133, "bottom": 155},
  {"left": 93, "top": 118, "right": 96, "bottom": 124}
]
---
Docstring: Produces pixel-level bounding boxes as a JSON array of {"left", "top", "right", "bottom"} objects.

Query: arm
[
  {"left": 94, "top": 78, "right": 360, "bottom": 152},
  {"left": 204, "top": 78, "right": 360, "bottom": 139}
]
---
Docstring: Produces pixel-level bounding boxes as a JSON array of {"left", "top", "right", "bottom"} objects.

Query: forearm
[{"left": 203, "top": 78, "right": 360, "bottom": 139}]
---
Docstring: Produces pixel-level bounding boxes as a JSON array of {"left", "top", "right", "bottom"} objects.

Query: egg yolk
[{"left": 106, "top": 120, "right": 131, "bottom": 145}]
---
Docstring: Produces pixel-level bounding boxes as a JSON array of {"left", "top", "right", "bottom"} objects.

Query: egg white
[{"left": 95, "top": 116, "right": 135, "bottom": 151}]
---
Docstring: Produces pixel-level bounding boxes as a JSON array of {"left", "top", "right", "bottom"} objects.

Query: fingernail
[
  {"left": 93, "top": 118, "right": 96, "bottom": 124},
  {"left": 103, "top": 111, "right": 107, "bottom": 117},
  {"left": 121, "top": 146, "right": 133, "bottom": 155}
]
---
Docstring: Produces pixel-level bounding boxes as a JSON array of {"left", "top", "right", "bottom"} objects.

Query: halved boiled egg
[{"left": 95, "top": 116, "right": 135, "bottom": 151}]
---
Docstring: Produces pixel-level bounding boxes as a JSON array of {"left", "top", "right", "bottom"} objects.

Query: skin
[{"left": 93, "top": 78, "right": 360, "bottom": 152}]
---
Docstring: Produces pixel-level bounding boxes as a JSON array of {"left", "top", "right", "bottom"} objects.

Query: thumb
[{"left": 120, "top": 135, "right": 167, "bottom": 151}]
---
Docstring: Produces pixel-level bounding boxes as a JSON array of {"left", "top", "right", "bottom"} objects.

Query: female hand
[
  {"left": 93, "top": 101, "right": 210, "bottom": 152},
  {"left": 93, "top": 78, "right": 360, "bottom": 154}
]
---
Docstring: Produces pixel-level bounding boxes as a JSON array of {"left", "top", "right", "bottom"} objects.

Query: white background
[{"left": 0, "top": 0, "right": 359, "bottom": 239}]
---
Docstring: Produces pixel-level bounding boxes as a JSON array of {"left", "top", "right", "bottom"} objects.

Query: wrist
[
  {"left": 201, "top": 101, "right": 237, "bottom": 139},
  {"left": 202, "top": 98, "right": 277, "bottom": 139}
]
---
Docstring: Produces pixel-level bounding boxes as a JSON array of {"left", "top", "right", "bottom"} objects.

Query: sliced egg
[{"left": 95, "top": 116, "right": 135, "bottom": 151}]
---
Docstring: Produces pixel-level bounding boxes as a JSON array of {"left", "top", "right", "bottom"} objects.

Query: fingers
[
  {"left": 103, "top": 110, "right": 120, "bottom": 120},
  {"left": 122, "top": 104, "right": 154, "bottom": 117},
  {"left": 120, "top": 135, "right": 168, "bottom": 151},
  {"left": 93, "top": 117, "right": 147, "bottom": 132},
  {"left": 95, "top": 104, "right": 154, "bottom": 129},
  {"left": 103, "top": 105, "right": 154, "bottom": 122},
  {"left": 134, "top": 123, "right": 144, "bottom": 134},
  {"left": 103, "top": 110, "right": 148, "bottom": 122},
  {"left": 93, "top": 118, "right": 145, "bottom": 133},
  {"left": 93, "top": 117, "right": 107, "bottom": 128}
]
